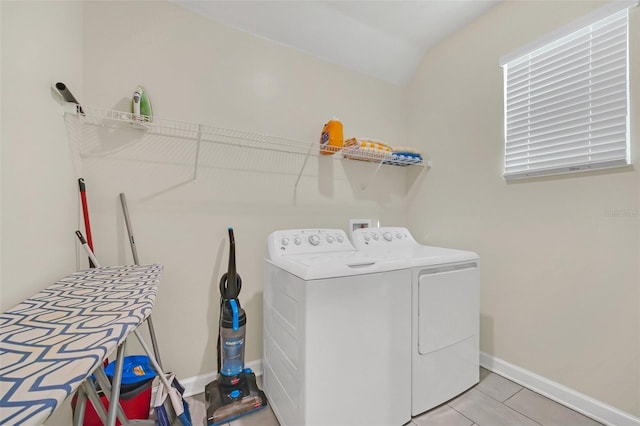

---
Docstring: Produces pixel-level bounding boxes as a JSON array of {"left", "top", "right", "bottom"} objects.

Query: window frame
[{"left": 500, "top": 1, "right": 636, "bottom": 181}]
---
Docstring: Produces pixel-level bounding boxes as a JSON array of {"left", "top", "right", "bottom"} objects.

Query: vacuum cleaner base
[{"left": 205, "top": 370, "right": 268, "bottom": 426}]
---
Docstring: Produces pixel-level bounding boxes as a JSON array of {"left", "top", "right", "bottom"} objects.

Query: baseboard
[
  {"left": 480, "top": 352, "right": 640, "bottom": 426},
  {"left": 178, "top": 359, "right": 263, "bottom": 398}
]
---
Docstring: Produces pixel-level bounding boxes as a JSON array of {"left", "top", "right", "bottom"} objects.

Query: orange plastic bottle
[{"left": 319, "top": 118, "right": 344, "bottom": 155}]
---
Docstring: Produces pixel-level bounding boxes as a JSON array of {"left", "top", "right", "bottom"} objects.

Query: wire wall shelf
[{"left": 64, "top": 104, "right": 427, "bottom": 190}]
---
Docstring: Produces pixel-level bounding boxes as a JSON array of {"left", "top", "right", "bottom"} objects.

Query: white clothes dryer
[
  {"left": 263, "top": 229, "right": 412, "bottom": 426},
  {"left": 351, "top": 227, "right": 479, "bottom": 416}
]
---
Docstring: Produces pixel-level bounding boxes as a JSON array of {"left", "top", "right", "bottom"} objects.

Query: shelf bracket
[
  {"left": 360, "top": 159, "right": 387, "bottom": 191},
  {"left": 193, "top": 124, "right": 202, "bottom": 183},
  {"left": 294, "top": 142, "right": 315, "bottom": 191}
]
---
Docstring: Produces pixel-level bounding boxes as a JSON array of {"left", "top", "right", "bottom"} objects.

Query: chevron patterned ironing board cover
[{"left": 0, "top": 264, "right": 163, "bottom": 425}]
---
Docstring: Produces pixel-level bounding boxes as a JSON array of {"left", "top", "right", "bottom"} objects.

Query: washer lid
[
  {"left": 352, "top": 227, "right": 478, "bottom": 267},
  {"left": 266, "top": 249, "right": 407, "bottom": 280}
]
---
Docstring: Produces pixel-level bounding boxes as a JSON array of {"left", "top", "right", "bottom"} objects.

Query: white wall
[
  {"left": 1, "top": 2, "right": 84, "bottom": 424},
  {"left": 79, "top": 0, "right": 411, "bottom": 384},
  {"left": 0, "top": 1, "right": 83, "bottom": 310},
  {"left": 406, "top": 0, "right": 640, "bottom": 417}
]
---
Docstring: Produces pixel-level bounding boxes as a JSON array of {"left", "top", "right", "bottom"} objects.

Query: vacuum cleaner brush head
[{"left": 205, "top": 370, "right": 267, "bottom": 426}]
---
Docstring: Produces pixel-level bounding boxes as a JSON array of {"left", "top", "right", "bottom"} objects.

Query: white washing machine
[
  {"left": 351, "top": 227, "right": 479, "bottom": 416},
  {"left": 263, "top": 229, "right": 412, "bottom": 426}
]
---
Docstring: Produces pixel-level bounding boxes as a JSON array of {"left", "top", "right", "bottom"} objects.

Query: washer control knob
[
  {"left": 396, "top": 233, "right": 403, "bottom": 239},
  {"left": 326, "top": 235, "right": 334, "bottom": 243},
  {"left": 372, "top": 233, "right": 379, "bottom": 240},
  {"left": 337, "top": 235, "right": 344, "bottom": 243},
  {"left": 294, "top": 237, "right": 302, "bottom": 245},
  {"left": 364, "top": 234, "right": 371, "bottom": 241},
  {"left": 281, "top": 238, "right": 290, "bottom": 246},
  {"left": 383, "top": 232, "right": 392, "bottom": 241},
  {"left": 308, "top": 235, "right": 320, "bottom": 246}
]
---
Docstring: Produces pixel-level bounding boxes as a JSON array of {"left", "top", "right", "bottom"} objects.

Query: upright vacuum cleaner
[{"left": 205, "top": 228, "right": 267, "bottom": 426}]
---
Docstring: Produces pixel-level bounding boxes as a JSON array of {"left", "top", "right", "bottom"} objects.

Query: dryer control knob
[
  {"left": 308, "top": 235, "right": 320, "bottom": 246},
  {"left": 326, "top": 235, "right": 335, "bottom": 243},
  {"left": 396, "top": 233, "right": 403, "bottom": 239},
  {"left": 294, "top": 237, "right": 302, "bottom": 245},
  {"left": 364, "top": 234, "right": 371, "bottom": 241},
  {"left": 337, "top": 235, "right": 345, "bottom": 243},
  {"left": 372, "top": 233, "right": 380, "bottom": 240},
  {"left": 281, "top": 238, "right": 290, "bottom": 246},
  {"left": 383, "top": 232, "right": 392, "bottom": 241}
]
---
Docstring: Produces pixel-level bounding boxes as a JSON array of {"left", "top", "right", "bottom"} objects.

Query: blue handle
[{"left": 229, "top": 299, "right": 239, "bottom": 331}]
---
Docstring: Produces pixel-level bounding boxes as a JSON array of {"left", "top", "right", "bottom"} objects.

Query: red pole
[{"left": 78, "top": 178, "right": 95, "bottom": 267}]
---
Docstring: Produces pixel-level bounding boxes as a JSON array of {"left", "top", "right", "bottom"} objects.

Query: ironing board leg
[
  {"left": 81, "top": 379, "right": 109, "bottom": 425},
  {"left": 132, "top": 329, "right": 176, "bottom": 393},
  {"left": 73, "top": 385, "right": 88, "bottom": 426},
  {"left": 106, "top": 341, "right": 127, "bottom": 426},
  {"left": 94, "top": 367, "right": 130, "bottom": 425},
  {"left": 146, "top": 316, "right": 163, "bottom": 370}
]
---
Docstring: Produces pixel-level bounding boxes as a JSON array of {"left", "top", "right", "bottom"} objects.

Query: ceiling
[{"left": 174, "top": 1, "right": 501, "bottom": 86}]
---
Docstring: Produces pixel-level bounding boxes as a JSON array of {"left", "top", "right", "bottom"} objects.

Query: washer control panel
[
  {"left": 351, "top": 227, "right": 416, "bottom": 248},
  {"left": 268, "top": 229, "right": 354, "bottom": 255}
]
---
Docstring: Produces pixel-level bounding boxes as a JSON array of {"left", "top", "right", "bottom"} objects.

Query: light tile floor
[{"left": 186, "top": 368, "right": 603, "bottom": 426}]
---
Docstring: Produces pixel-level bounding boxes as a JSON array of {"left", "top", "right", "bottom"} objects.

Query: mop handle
[
  {"left": 119, "top": 193, "right": 140, "bottom": 265},
  {"left": 75, "top": 231, "right": 101, "bottom": 268},
  {"left": 119, "top": 193, "right": 164, "bottom": 368}
]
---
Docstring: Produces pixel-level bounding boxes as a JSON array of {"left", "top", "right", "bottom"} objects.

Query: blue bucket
[{"left": 105, "top": 355, "right": 157, "bottom": 385}]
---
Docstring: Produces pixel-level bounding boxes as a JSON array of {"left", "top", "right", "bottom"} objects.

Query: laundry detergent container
[{"left": 71, "top": 355, "right": 156, "bottom": 426}]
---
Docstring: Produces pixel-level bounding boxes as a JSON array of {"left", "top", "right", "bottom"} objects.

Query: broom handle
[{"left": 78, "top": 178, "right": 95, "bottom": 268}]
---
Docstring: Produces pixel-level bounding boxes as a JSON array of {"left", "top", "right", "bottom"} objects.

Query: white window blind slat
[
  {"left": 507, "top": 134, "right": 627, "bottom": 161},
  {"left": 508, "top": 89, "right": 626, "bottom": 127},
  {"left": 508, "top": 45, "right": 626, "bottom": 97},
  {"left": 507, "top": 100, "right": 627, "bottom": 138},
  {"left": 506, "top": 138, "right": 626, "bottom": 163},
  {"left": 507, "top": 26, "right": 625, "bottom": 81},
  {"left": 506, "top": 56, "right": 626, "bottom": 108},
  {"left": 507, "top": 81, "right": 626, "bottom": 123},
  {"left": 507, "top": 89, "right": 626, "bottom": 129},
  {"left": 506, "top": 118, "right": 626, "bottom": 148},
  {"left": 502, "top": 7, "right": 631, "bottom": 180}
]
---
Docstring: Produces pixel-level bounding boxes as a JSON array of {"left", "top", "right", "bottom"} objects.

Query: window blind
[{"left": 502, "top": 7, "right": 631, "bottom": 180}]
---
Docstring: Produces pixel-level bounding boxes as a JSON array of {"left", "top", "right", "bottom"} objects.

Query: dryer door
[{"left": 418, "top": 264, "right": 479, "bottom": 354}]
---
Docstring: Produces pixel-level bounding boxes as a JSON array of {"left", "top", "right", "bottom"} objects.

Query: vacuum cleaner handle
[{"left": 220, "top": 228, "right": 242, "bottom": 300}]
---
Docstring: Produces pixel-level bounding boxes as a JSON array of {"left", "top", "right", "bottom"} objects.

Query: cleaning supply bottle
[
  {"left": 132, "top": 85, "right": 153, "bottom": 122},
  {"left": 320, "top": 117, "right": 344, "bottom": 155}
]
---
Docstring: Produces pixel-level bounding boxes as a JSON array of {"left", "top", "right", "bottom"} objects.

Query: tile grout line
[
  {"left": 452, "top": 386, "right": 545, "bottom": 426},
  {"left": 503, "top": 386, "right": 526, "bottom": 404},
  {"left": 474, "top": 382, "right": 523, "bottom": 404},
  {"left": 503, "top": 388, "right": 606, "bottom": 426},
  {"left": 445, "top": 402, "right": 481, "bottom": 426},
  {"left": 501, "top": 388, "right": 552, "bottom": 426}
]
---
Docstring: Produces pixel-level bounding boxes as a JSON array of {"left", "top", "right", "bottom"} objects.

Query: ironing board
[{"left": 0, "top": 264, "right": 163, "bottom": 425}]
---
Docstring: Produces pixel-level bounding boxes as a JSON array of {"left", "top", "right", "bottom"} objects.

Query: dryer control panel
[
  {"left": 267, "top": 229, "right": 355, "bottom": 255},
  {"left": 351, "top": 227, "right": 416, "bottom": 248}
]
